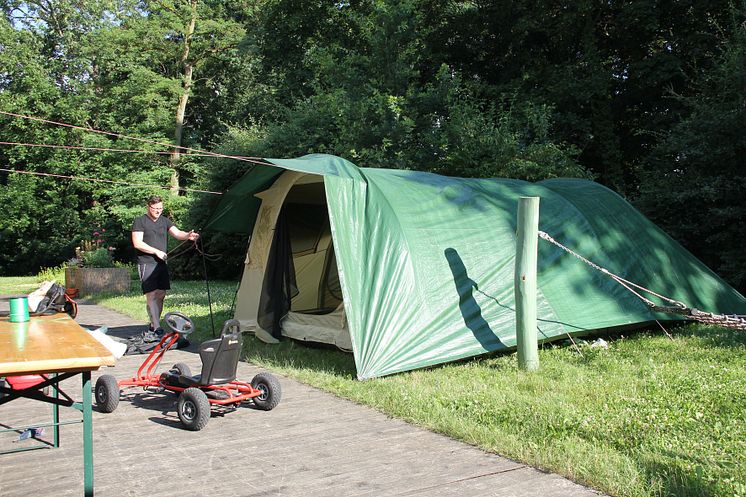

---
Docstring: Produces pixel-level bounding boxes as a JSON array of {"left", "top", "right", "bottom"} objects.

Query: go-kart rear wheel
[
  {"left": 178, "top": 388, "right": 210, "bottom": 431},
  {"left": 95, "top": 375, "right": 120, "bottom": 413},
  {"left": 250, "top": 372, "right": 282, "bottom": 411},
  {"left": 171, "top": 362, "right": 192, "bottom": 377}
]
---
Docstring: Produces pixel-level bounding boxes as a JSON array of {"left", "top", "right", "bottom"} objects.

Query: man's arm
[
  {"left": 168, "top": 225, "right": 200, "bottom": 242},
  {"left": 132, "top": 231, "right": 168, "bottom": 261}
]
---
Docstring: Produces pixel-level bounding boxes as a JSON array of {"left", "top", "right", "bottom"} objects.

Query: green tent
[{"left": 206, "top": 154, "right": 746, "bottom": 379}]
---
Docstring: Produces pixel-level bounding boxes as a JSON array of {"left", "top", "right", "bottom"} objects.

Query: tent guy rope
[
  {"left": 0, "top": 140, "right": 219, "bottom": 156},
  {"left": 0, "top": 110, "right": 274, "bottom": 168},
  {"left": 0, "top": 167, "right": 223, "bottom": 195},
  {"left": 539, "top": 230, "right": 746, "bottom": 330},
  {"left": 0, "top": 110, "right": 259, "bottom": 162},
  {"left": 0, "top": 110, "right": 282, "bottom": 191}
]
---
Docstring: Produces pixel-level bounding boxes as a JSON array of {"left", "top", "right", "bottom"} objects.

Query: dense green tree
[
  {"left": 1, "top": 0, "right": 744, "bottom": 290},
  {"left": 0, "top": 1, "right": 248, "bottom": 275},
  {"left": 122, "top": 1, "right": 247, "bottom": 192},
  {"left": 418, "top": 0, "right": 739, "bottom": 193},
  {"left": 226, "top": 0, "right": 583, "bottom": 177},
  {"left": 638, "top": 7, "right": 746, "bottom": 291},
  {"left": 0, "top": 10, "right": 92, "bottom": 274}
]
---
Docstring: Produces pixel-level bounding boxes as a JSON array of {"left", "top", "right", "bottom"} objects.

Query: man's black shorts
[{"left": 138, "top": 262, "right": 171, "bottom": 294}]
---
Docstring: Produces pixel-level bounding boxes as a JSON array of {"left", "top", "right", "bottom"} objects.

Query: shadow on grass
[
  {"left": 642, "top": 452, "right": 731, "bottom": 497},
  {"left": 593, "top": 321, "right": 746, "bottom": 350},
  {"left": 676, "top": 323, "right": 746, "bottom": 348},
  {"left": 241, "top": 319, "right": 745, "bottom": 381}
]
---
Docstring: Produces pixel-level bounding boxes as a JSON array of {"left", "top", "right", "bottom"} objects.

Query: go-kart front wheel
[
  {"left": 178, "top": 388, "right": 210, "bottom": 431},
  {"left": 95, "top": 375, "right": 120, "bottom": 413},
  {"left": 250, "top": 372, "right": 282, "bottom": 411}
]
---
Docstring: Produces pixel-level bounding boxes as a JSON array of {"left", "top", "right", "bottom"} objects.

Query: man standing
[{"left": 131, "top": 195, "right": 199, "bottom": 333}]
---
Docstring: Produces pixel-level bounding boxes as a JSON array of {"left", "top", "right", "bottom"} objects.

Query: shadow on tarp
[{"left": 444, "top": 247, "right": 503, "bottom": 350}]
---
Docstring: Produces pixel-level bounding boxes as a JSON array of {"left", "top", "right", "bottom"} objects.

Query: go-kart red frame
[{"left": 95, "top": 313, "right": 281, "bottom": 431}]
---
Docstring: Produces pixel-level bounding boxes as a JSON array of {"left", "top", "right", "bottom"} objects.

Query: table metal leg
[
  {"left": 52, "top": 373, "right": 60, "bottom": 448},
  {"left": 81, "top": 371, "right": 94, "bottom": 497}
]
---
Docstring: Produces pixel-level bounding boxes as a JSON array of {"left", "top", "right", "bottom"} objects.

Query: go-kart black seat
[
  {"left": 198, "top": 319, "right": 242, "bottom": 385},
  {"left": 173, "top": 320, "right": 242, "bottom": 387}
]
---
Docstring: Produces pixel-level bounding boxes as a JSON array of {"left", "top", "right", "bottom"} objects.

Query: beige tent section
[{"left": 233, "top": 170, "right": 351, "bottom": 351}]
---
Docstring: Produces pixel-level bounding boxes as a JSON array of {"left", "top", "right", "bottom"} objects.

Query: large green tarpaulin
[{"left": 207, "top": 154, "right": 746, "bottom": 379}]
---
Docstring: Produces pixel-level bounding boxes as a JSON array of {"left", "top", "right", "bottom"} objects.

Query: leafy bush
[
  {"left": 82, "top": 248, "right": 114, "bottom": 268},
  {"left": 114, "top": 261, "right": 139, "bottom": 280}
]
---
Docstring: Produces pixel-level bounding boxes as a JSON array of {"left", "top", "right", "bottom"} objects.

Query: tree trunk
[{"left": 170, "top": 0, "right": 198, "bottom": 195}]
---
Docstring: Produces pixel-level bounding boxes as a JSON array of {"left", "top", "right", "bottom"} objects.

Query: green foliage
[
  {"left": 1, "top": 0, "right": 744, "bottom": 293},
  {"left": 113, "top": 261, "right": 138, "bottom": 281},
  {"left": 637, "top": 6, "right": 746, "bottom": 291},
  {"left": 82, "top": 248, "right": 114, "bottom": 268},
  {"left": 36, "top": 264, "right": 67, "bottom": 283},
  {"left": 0, "top": 1, "right": 248, "bottom": 277},
  {"left": 219, "top": 0, "right": 584, "bottom": 182},
  {"left": 424, "top": 94, "right": 587, "bottom": 180},
  {"left": 0, "top": 172, "right": 83, "bottom": 274},
  {"left": 419, "top": 0, "right": 740, "bottom": 192}
]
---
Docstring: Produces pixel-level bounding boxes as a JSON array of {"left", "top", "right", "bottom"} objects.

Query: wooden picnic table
[{"left": 0, "top": 313, "right": 116, "bottom": 496}]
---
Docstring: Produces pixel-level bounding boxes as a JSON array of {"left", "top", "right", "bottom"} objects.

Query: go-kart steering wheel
[{"left": 163, "top": 312, "right": 195, "bottom": 335}]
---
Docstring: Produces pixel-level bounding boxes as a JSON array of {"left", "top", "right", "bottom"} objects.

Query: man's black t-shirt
[{"left": 132, "top": 214, "right": 174, "bottom": 264}]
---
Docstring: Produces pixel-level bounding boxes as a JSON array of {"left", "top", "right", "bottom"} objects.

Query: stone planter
[{"left": 65, "top": 267, "right": 131, "bottom": 295}]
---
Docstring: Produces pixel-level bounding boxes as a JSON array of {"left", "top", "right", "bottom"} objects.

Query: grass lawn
[
  {"left": 3, "top": 276, "right": 744, "bottom": 497},
  {"left": 0, "top": 276, "right": 46, "bottom": 296}
]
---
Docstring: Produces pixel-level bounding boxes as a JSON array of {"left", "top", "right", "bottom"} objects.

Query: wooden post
[{"left": 515, "top": 196, "right": 539, "bottom": 371}]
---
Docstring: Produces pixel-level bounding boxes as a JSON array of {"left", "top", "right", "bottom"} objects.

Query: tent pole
[{"left": 515, "top": 196, "right": 540, "bottom": 371}]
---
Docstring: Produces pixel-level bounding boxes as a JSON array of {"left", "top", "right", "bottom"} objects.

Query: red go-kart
[{"left": 94, "top": 312, "right": 281, "bottom": 431}]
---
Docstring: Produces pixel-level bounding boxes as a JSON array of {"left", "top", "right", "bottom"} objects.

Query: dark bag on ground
[
  {"left": 124, "top": 329, "right": 190, "bottom": 355},
  {"left": 28, "top": 281, "right": 77, "bottom": 318}
]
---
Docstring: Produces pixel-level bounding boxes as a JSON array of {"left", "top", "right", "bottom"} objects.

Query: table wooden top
[{"left": 0, "top": 313, "right": 116, "bottom": 375}]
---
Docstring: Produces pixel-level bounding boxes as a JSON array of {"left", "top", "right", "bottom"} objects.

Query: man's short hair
[{"left": 147, "top": 195, "right": 163, "bottom": 206}]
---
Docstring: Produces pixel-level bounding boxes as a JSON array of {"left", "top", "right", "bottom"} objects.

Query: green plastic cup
[{"left": 9, "top": 297, "right": 30, "bottom": 323}]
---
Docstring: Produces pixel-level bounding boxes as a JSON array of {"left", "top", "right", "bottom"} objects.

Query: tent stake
[{"left": 515, "top": 197, "right": 540, "bottom": 371}]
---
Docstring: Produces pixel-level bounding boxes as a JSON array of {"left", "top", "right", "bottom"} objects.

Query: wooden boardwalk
[{"left": 1, "top": 302, "right": 603, "bottom": 496}]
